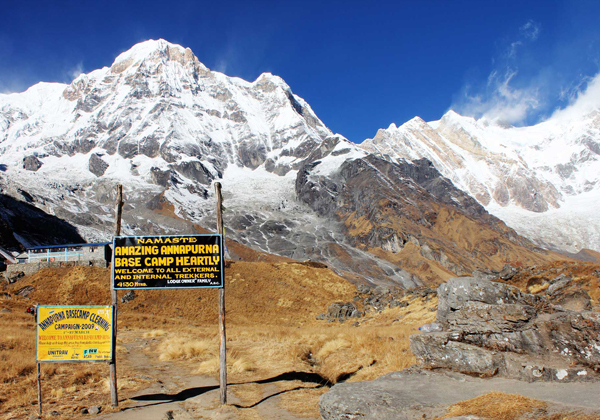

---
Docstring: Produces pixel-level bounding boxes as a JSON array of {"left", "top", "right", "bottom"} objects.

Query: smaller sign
[{"left": 37, "top": 305, "right": 113, "bottom": 362}]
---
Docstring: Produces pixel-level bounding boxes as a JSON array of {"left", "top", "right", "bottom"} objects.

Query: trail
[{"left": 96, "top": 332, "right": 320, "bottom": 420}]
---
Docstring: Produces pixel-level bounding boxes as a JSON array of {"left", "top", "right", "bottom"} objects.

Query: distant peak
[
  {"left": 393, "top": 116, "right": 428, "bottom": 131},
  {"left": 254, "top": 72, "right": 290, "bottom": 90},
  {"left": 441, "top": 110, "right": 467, "bottom": 121},
  {"left": 440, "top": 109, "right": 476, "bottom": 126},
  {"left": 406, "top": 116, "right": 427, "bottom": 126}
]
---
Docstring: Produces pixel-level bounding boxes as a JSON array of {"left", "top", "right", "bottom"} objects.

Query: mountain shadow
[{"left": 0, "top": 193, "right": 86, "bottom": 252}]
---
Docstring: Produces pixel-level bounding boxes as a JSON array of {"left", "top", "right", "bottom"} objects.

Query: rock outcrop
[
  {"left": 410, "top": 276, "right": 600, "bottom": 382},
  {"left": 23, "top": 155, "right": 42, "bottom": 171},
  {"left": 88, "top": 153, "right": 109, "bottom": 177}
]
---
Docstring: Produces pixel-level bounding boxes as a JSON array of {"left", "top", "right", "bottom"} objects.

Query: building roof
[
  {"left": 0, "top": 247, "right": 18, "bottom": 263},
  {"left": 26, "top": 242, "right": 111, "bottom": 251}
]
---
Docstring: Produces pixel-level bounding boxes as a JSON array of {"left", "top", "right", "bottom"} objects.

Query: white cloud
[
  {"left": 508, "top": 41, "right": 522, "bottom": 59},
  {"left": 458, "top": 69, "right": 540, "bottom": 124},
  {"left": 520, "top": 20, "right": 540, "bottom": 41},
  {"left": 66, "top": 62, "right": 84, "bottom": 82},
  {"left": 552, "top": 72, "right": 600, "bottom": 121},
  {"left": 452, "top": 20, "right": 547, "bottom": 125}
]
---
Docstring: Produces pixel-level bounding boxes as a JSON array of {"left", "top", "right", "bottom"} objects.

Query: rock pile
[
  {"left": 5, "top": 270, "right": 24, "bottom": 284},
  {"left": 317, "top": 284, "right": 437, "bottom": 322},
  {"left": 317, "top": 301, "right": 362, "bottom": 322},
  {"left": 410, "top": 276, "right": 600, "bottom": 382}
]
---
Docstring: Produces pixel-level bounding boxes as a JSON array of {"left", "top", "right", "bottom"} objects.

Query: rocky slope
[
  {"left": 297, "top": 152, "right": 560, "bottom": 283},
  {"left": 0, "top": 39, "right": 563, "bottom": 286},
  {"left": 0, "top": 192, "right": 84, "bottom": 250},
  {"left": 321, "top": 262, "right": 600, "bottom": 420}
]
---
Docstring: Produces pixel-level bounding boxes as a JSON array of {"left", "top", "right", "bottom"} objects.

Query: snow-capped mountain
[
  {"left": 0, "top": 39, "right": 413, "bottom": 285},
  {"left": 362, "top": 106, "right": 600, "bottom": 253},
  {"left": 0, "top": 39, "right": 564, "bottom": 286},
  {"left": 0, "top": 40, "right": 333, "bottom": 188}
]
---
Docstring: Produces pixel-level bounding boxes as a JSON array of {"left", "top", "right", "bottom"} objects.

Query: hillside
[
  {"left": 362, "top": 109, "right": 600, "bottom": 253},
  {"left": 0, "top": 193, "right": 84, "bottom": 251},
  {"left": 0, "top": 262, "right": 436, "bottom": 419},
  {"left": 3, "top": 258, "right": 599, "bottom": 419}
]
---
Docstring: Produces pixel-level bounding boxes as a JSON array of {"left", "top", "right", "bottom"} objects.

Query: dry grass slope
[{"left": 1, "top": 261, "right": 437, "bottom": 419}]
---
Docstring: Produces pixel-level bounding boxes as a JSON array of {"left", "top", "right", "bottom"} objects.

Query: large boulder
[
  {"left": 409, "top": 333, "right": 501, "bottom": 377},
  {"left": 410, "top": 277, "right": 600, "bottom": 382}
]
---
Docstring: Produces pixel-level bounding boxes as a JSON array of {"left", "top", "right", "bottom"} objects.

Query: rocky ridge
[{"left": 361, "top": 109, "right": 600, "bottom": 253}]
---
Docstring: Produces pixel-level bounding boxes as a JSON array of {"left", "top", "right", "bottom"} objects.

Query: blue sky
[{"left": 1, "top": 0, "right": 600, "bottom": 142}]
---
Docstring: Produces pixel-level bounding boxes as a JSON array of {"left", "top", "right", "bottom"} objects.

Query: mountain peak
[
  {"left": 115, "top": 39, "right": 183, "bottom": 61},
  {"left": 254, "top": 72, "right": 290, "bottom": 90},
  {"left": 404, "top": 116, "right": 428, "bottom": 128},
  {"left": 110, "top": 39, "right": 206, "bottom": 74},
  {"left": 439, "top": 109, "right": 478, "bottom": 128}
]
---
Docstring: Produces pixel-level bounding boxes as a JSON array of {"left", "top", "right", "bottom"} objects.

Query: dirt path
[
  {"left": 96, "top": 332, "right": 320, "bottom": 420},
  {"left": 321, "top": 368, "right": 600, "bottom": 419}
]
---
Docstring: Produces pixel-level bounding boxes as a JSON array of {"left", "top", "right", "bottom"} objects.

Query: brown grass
[
  {"left": 0, "top": 294, "right": 148, "bottom": 419},
  {"left": 508, "top": 261, "right": 600, "bottom": 309},
  {"left": 0, "top": 314, "right": 36, "bottom": 383},
  {"left": 1, "top": 263, "right": 434, "bottom": 418},
  {"left": 278, "top": 385, "right": 328, "bottom": 418},
  {"left": 440, "top": 392, "right": 548, "bottom": 420},
  {"left": 135, "top": 295, "right": 436, "bottom": 387},
  {"left": 158, "top": 337, "right": 213, "bottom": 361},
  {"left": 142, "top": 329, "right": 166, "bottom": 338},
  {"left": 439, "top": 392, "right": 600, "bottom": 420}
]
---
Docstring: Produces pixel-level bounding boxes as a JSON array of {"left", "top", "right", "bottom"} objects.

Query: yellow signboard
[{"left": 37, "top": 305, "right": 113, "bottom": 362}]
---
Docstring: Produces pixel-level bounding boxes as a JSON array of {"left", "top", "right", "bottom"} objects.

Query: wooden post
[
  {"left": 215, "top": 182, "right": 227, "bottom": 405},
  {"left": 114, "top": 184, "right": 124, "bottom": 237},
  {"left": 37, "top": 362, "right": 42, "bottom": 416},
  {"left": 110, "top": 184, "right": 124, "bottom": 407}
]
